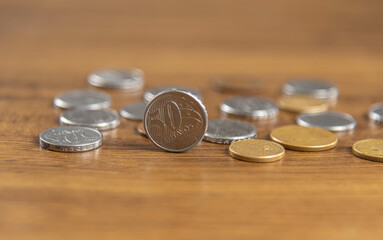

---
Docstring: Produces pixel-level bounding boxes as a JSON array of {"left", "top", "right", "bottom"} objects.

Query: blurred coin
[
  {"left": 88, "top": 69, "right": 144, "bottom": 91},
  {"left": 60, "top": 109, "right": 120, "bottom": 130},
  {"left": 212, "top": 77, "right": 263, "bottom": 93},
  {"left": 204, "top": 119, "right": 257, "bottom": 144},
  {"left": 144, "top": 86, "right": 202, "bottom": 102},
  {"left": 229, "top": 139, "right": 285, "bottom": 163},
  {"left": 54, "top": 89, "right": 111, "bottom": 110},
  {"left": 352, "top": 139, "right": 383, "bottom": 162},
  {"left": 39, "top": 126, "right": 102, "bottom": 152},
  {"left": 136, "top": 122, "right": 147, "bottom": 137},
  {"left": 282, "top": 79, "right": 338, "bottom": 100},
  {"left": 120, "top": 102, "right": 147, "bottom": 121},
  {"left": 278, "top": 95, "right": 329, "bottom": 113},
  {"left": 144, "top": 90, "right": 208, "bottom": 152},
  {"left": 297, "top": 111, "right": 356, "bottom": 131},
  {"left": 270, "top": 125, "right": 338, "bottom": 151},
  {"left": 369, "top": 103, "right": 383, "bottom": 123}
]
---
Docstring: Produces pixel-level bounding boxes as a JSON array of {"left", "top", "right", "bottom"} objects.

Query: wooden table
[{"left": 1, "top": 0, "right": 383, "bottom": 239}]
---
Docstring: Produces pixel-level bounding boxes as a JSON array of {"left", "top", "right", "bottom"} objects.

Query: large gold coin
[
  {"left": 352, "top": 139, "right": 383, "bottom": 162},
  {"left": 270, "top": 125, "right": 338, "bottom": 151},
  {"left": 229, "top": 139, "right": 285, "bottom": 163},
  {"left": 278, "top": 95, "right": 329, "bottom": 113}
]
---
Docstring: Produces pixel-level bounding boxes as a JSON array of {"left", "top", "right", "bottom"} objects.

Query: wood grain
[{"left": 1, "top": 0, "right": 383, "bottom": 239}]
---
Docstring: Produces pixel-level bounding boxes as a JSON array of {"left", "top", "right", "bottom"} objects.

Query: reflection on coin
[
  {"left": 204, "top": 119, "right": 257, "bottom": 144},
  {"left": 39, "top": 126, "right": 103, "bottom": 152},
  {"left": 229, "top": 139, "right": 285, "bottom": 163},
  {"left": 220, "top": 96, "right": 279, "bottom": 120},
  {"left": 297, "top": 111, "right": 356, "bottom": 131},
  {"left": 88, "top": 69, "right": 144, "bottom": 91},
  {"left": 212, "top": 77, "right": 263, "bottom": 93},
  {"left": 144, "top": 90, "right": 208, "bottom": 152},
  {"left": 352, "top": 139, "right": 383, "bottom": 162},
  {"left": 120, "top": 102, "right": 147, "bottom": 121},
  {"left": 143, "top": 87, "right": 202, "bottom": 102},
  {"left": 60, "top": 109, "right": 120, "bottom": 130},
  {"left": 282, "top": 79, "right": 338, "bottom": 100},
  {"left": 136, "top": 122, "right": 147, "bottom": 137},
  {"left": 270, "top": 125, "right": 338, "bottom": 151},
  {"left": 369, "top": 103, "right": 383, "bottom": 123},
  {"left": 278, "top": 95, "right": 329, "bottom": 113},
  {"left": 54, "top": 89, "right": 111, "bottom": 110}
]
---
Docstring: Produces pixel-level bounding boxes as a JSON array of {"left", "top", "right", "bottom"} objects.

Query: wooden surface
[{"left": 1, "top": 0, "right": 383, "bottom": 239}]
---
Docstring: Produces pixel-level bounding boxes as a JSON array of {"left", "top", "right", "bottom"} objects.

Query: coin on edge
[
  {"left": 270, "top": 125, "right": 338, "bottom": 151},
  {"left": 120, "top": 101, "right": 147, "bottom": 121},
  {"left": 297, "top": 111, "right": 356, "bottom": 131},
  {"left": 278, "top": 95, "right": 329, "bottom": 113},
  {"left": 144, "top": 90, "right": 208, "bottom": 152},
  {"left": 39, "top": 126, "right": 103, "bottom": 152},
  {"left": 136, "top": 122, "right": 147, "bottom": 137},
  {"left": 204, "top": 119, "right": 257, "bottom": 144},
  {"left": 229, "top": 139, "right": 285, "bottom": 163},
  {"left": 352, "top": 139, "right": 383, "bottom": 163},
  {"left": 60, "top": 109, "right": 120, "bottom": 130},
  {"left": 54, "top": 89, "right": 111, "bottom": 110},
  {"left": 369, "top": 103, "right": 383, "bottom": 124},
  {"left": 143, "top": 86, "right": 202, "bottom": 102},
  {"left": 88, "top": 69, "right": 144, "bottom": 91}
]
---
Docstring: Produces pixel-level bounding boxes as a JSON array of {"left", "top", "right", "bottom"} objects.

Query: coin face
[
  {"left": 204, "top": 119, "right": 257, "bottom": 144},
  {"left": 229, "top": 139, "right": 285, "bottom": 163},
  {"left": 39, "top": 126, "right": 103, "bottom": 152},
  {"left": 87, "top": 69, "right": 144, "bottom": 91},
  {"left": 60, "top": 109, "right": 120, "bottom": 130},
  {"left": 352, "top": 139, "right": 383, "bottom": 162},
  {"left": 143, "top": 87, "right": 202, "bottom": 102},
  {"left": 369, "top": 103, "right": 383, "bottom": 123},
  {"left": 143, "top": 90, "right": 208, "bottom": 152},
  {"left": 297, "top": 111, "right": 356, "bottom": 131},
  {"left": 120, "top": 102, "right": 147, "bottom": 121},
  {"left": 212, "top": 77, "right": 263, "bottom": 93},
  {"left": 136, "top": 122, "right": 147, "bottom": 137},
  {"left": 278, "top": 95, "right": 329, "bottom": 113},
  {"left": 220, "top": 96, "right": 279, "bottom": 120},
  {"left": 282, "top": 79, "right": 338, "bottom": 100},
  {"left": 54, "top": 89, "right": 111, "bottom": 110},
  {"left": 270, "top": 125, "right": 338, "bottom": 151}
]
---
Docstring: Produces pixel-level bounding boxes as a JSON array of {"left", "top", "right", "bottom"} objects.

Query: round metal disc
[
  {"left": 278, "top": 95, "right": 329, "bottom": 113},
  {"left": 229, "top": 139, "right": 285, "bottom": 163},
  {"left": 136, "top": 122, "right": 147, "bottom": 137},
  {"left": 120, "top": 102, "right": 147, "bottom": 121},
  {"left": 60, "top": 109, "right": 120, "bottom": 130},
  {"left": 282, "top": 79, "right": 338, "bottom": 100},
  {"left": 204, "top": 119, "right": 257, "bottom": 144},
  {"left": 143, "top": 87, "right": 202, "bottom": 102},
  {"left": 297, "top": 111, "right": 356, "bottom": 131},
  {"left": 87, "top": 69, "right": 144, "bottom": 91},
  {"left": 54, "top": 89, "right": 111, "bottom": 110},
  {"left": 352, "top": 139, "right": 383, "bottom": 162},
  {"left": 369, "top": 103, "right": 383, "bottom": 123}
]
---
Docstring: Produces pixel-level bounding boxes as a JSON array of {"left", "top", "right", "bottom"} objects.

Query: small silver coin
[
  {"left": 204, "top": 119, "right": 257, "bottom": 144},
  {"left": 60, "top": 109, "right": 120, "bottom": 130},
  {"left": 369, "top": 103, "right": 383, "bottom": 123},
  {"left": 39, "top": 126, "right": 102, "bottom": 152},
  {"left": 220, "top": 96, "right": 279, "bottom": 120},
  {"left": 144, "top": 90, "right": 208, "bottom": 152},
  {"left": 54, "top": 89, "right": 111, "bottom": 110},
  {"left": 297, "top": 111, "right": 356, "bottom": 131},
  {"left": 143, "top": 87, "right": 202, "bottom": 102},
  {"left": 88, "top": 69, "right": 144, "bottom": 91},
  {"left": 282, "top": 79, "right": 338, "bottom": 100},
  {"left": 120, "top": 102, "right": 147, "bottom": 121}
]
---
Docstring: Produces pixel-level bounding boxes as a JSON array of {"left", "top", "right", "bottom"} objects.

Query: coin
[
  {"left": 54, "top": 89, "right": 111, "bottom": 110},
  {"left": 143, "top": 90, "right": 208, "bottom": 152},
  {"left": 297, "top": 111, "right": 356, "bottom": 131},
  {"left": 369, "top": 103, "right": 383, "bottom": 123},
  {"left": 143, "top": 87, "right": 202, "bottom": 102},
  {"left": 60, "top": 109, "right": 120, "bottom": 130},
  {"left": 136, "top": 122, "right": 147, "bottom": 137},
  {"left": 203, "top": 119, "right": 257, "bottom": 144},
  {"left": 120, "top": 102, "right": 147, "bottom": 121},
  {"left": 229, "top": 139, "right": 285, "bottom": 163},
  {"left": 282, "top": 79, "right": 338, "bottom": 100},
  {"left": 212, "top": 77, "right": 263, "bottom": 93},
  {"left": 352, "top": 139, "right": 383, "bottom": 162},
  {"left": 270, "top": 125, "right": 338, "bottom": 151},
  {"left": 278, "top": 95, "right": 329, "bottom": 113},
  {"left": 39, "top": 126, "right": 103, "bottom": 152},
  {"left": 220, "top": 96, "right": 279, "bottom": 120},
  {"left": 87, "top": 69, "right": 144, "bottom": 91}
]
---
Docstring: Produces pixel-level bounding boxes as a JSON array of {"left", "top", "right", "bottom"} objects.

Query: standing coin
[
  {"left": 282, "top": 79, "right": 338, "bottom": 100},
  {"left": 87, "top": 69, "right": 144, "bottom": 91},
  {"left": 143, "top": 87, "right": 202, "bottom": 102},
  {"left": 60, "top": 109, "right": 120, "bottom": 130},
  {"left": 204, "top": 119, "right": 257, "bottom": 144},
  {"left": 278, "top": 95, "right": 329, "bottom": 113},
  {"left": 368, "top": 103, "right": 383, "bottom": 123},
  {"left": 120, "top": 102, "right": 147, "bottom": 121},
  {"left": 54, "top": 89, "right": 111, "bottom": 110},
  {"left": 352, "top": 139, "right": 383, "bottom": 162},
  {"left": 39, "top": 126, "right": 102, "bottom": 152},
  {"left": 144, "top": 90, "right": 208, "bottom": 152},
  {"left": 229, "top": 139, "right": 285, "bottom": 163},
  {"left": 297, "top": 111, "right": 356, "bottom": 131}
]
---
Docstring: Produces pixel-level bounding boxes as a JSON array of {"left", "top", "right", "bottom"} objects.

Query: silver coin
[
  {"left": 297, "top": 111, "right": 356, "bottom": 131},
  {"left": 88, "top": 69, "right": 144, "bottom": 91},
  {"left": 54, "top": 89, "right": 111, "bottom": 110},
  {"left": 143, "top": 86, "right": 202, "bottom": 102},
  {"left": 204, "top": 119, "right": 257, "bottom": 144},
  {"left": 282, "top": 79, "right": 338, "bottom": 100},
  {"left": 60, "top": 109, "right": 120, "bottom": 130},
  {"left": 220, "top": 96, "right": 279, "bottom": 120},
  {"left": 39, "top": 126, "right": 102, "bottom": 152},
  {"left": 120, "top": 102, "right": 147, "bottom": 121},
  {"left": 369, "top": 103, "right": 383, "bottom": 123},
  {"left": 144, "top": 90, "right": 208, "bottom": 152}
]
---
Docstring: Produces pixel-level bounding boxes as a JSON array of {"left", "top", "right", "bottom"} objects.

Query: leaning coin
[
  {"left": 39, "top": 126, "right": 102, "bottom": 152},
  {"left": 282, "top": 79, "right": 338, "bottom": 100},
  {"left": 60, "top": 109, "right": 120, "bottom": 130},
  {"left": 54, "top": 89, "right": 111, "bottom": 110},
  {"left": 368, "top": 103, "right": 383, "bottom": 124},
  {"left": 229, "top": 139, "right": 285, "bottom": 163},
  {"left": 144, "top": 90, "right": 208, "bottom": 152},
  {"left": 88, "top": 69, "right": 144, "bottom": 91},
  {"left": 297, "top": 111, "right": 356, "bottom": 131},
  {"left": 270, "top": 125, "right": 338, "bottom": 151},
  {"left": 203, "top": 119, "right": 257, "bottom": 144},
  {"left": 143, "top": 86, "right": 202, "bottom": 102},
  {"left": 120, "top": 102, "right": 147, "bottom": 121},
  {"left": 278, "top": 95, "right": 329, "bottom": 113},
  {"left": 352, "top": 139, "right": 383, "bottom": 163}
]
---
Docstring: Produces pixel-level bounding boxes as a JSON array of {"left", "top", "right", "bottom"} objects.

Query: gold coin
[
  {"left": 229, "top": 139, "right": 285, "bottom": 163},
  {"left": 352, "top": 139, "right": 383, "bottom": 162},
  {"left": 278, "top": 95, "right": 329, "bottom": 113},
  {"left": 270, "top": 125, "right": 337, "bottom": 151},
  {"left": 136, "top": 122, "right": 147, "bottom": 137}
]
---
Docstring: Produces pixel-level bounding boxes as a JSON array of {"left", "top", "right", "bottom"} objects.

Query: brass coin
[
  {"left": 270, "top": 125, "right": 337, "bottom": 151},
  {"left": 229, "top": 139, "right": 285, "bottom": 163},
  {"left": 352, "top": 139, "right": 383, "bottom": 162},
  {"left": 136, "top": 122, "right": 147, "bottom": 137},
  {"left": 278, "top": 95, "right": 329, "bottom": 113}
]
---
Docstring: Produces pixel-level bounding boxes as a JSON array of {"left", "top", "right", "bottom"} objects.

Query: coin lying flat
[
  {"left": 54, "top": 89, "right": 111, "bottom": 110},
  {"left": 87, "top": 69, "right": 144, "bottom": 91},
  {"left": 229, "top": 139, "right": 285, "bottom": 163},
  {"left": 352, "top": 139, "right": 383, "bottom": 163},
  {"left": 278, "top": 95, "right": 329, "bottom": 113},
  {"left": 204, "top": 119, "right": 257, "bottom": 144},
  {"left": 143, "top": 87, "right": 202, "bottom": 102},
  {"left": 297, "top": 111, "right": 356, "bottom": 131},
  {"left": 136, "top": 122, "right": 147, "bottom": 137},
  {"left": 39, "top": 126, "right": 103, "bottom": 152},
  {"left": 220, "top": 96, "right": 279, "bottom": 120},
  {"left": 120, "top": 102, "right": 147, "bottom": 121},
  {"left": 282, "top": 79, "right": 338, "bottom": 100},
  {"left": 369, "top": 103, "right": 383, "bottom": 123},
  {"left": 270, "top": 125, "right": 338, "bottom": 151},
  {"left": 60, "top": 109, "right": 120, "bottom": 130},
  {"left": 212, "top": 77, "right": 263, "bottom": 93},
  {"left": 144, "top": 90, "right": 208, "bottom": 152}
]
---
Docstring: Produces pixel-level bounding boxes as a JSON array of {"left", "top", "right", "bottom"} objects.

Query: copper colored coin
[
  {"left": 229, "top": 139, "right": 285, "bottom": 163},
  {"left": 352, "top": 139, "right": 383, "bottom": 163},
  {"left": 136, "top": 122, "right": 147, "bottom": 137},
  {"left": 278, "top": 95, "right": 329, "bottom": 113}
]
